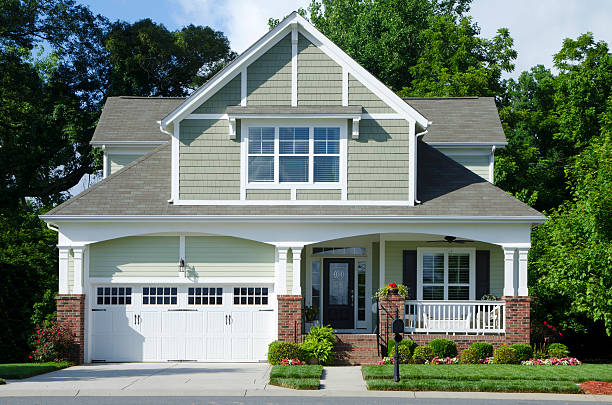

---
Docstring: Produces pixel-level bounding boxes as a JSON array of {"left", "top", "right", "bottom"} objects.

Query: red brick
[{"left": 56, "top": 294, "right": 85, "bottom": 364}]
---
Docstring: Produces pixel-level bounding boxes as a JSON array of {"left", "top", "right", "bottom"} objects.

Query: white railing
[{"left": 405, "top": 300, "right": 505, "bottom": 334}]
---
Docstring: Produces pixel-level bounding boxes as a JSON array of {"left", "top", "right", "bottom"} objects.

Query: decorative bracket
[
  {"left": 352, "top": 117, "right": 361, "bottom": 139},
  {"left": 229, "top": 118, "right": 237, "bottom": 140}
]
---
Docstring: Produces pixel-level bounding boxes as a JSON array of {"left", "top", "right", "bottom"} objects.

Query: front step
[{"left": 334, "top": 333, "right": 380, "bottom": 365}]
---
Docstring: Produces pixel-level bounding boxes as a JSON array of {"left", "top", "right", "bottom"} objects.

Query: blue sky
[{"left": 80, "top": 0, "right": 612, "bottom": 78}]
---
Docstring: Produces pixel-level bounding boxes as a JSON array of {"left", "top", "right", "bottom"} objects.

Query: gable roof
[
  {"left": 160, "top": 12, "right": 429, "bottom": 129},
  {"left": 90, "top": 96, "right": 185, "bottom": 144},
  {"left": 43, "top": 140, "right": 543, "bottom": 219},
  {"left": 405, "top": 97, "right": 507, "bottom": 145}
]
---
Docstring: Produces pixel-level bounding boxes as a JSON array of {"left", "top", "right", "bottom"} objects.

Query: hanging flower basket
[{"left": 375, "top": 282, "right": 409, "bottom": 299}]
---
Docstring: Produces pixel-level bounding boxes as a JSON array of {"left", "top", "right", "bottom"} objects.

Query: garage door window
[
  {"left": 188, "top": 287, "right": 223, "bottom": 305},
  {"left": 142, "top": 287, "right": 177, "bottom": 305},
  {"left": 234, "top": 287, "right": 268, "bottom": 305},
  {"left": 96, "top": 287, "right": 132, "bottom": 305}
]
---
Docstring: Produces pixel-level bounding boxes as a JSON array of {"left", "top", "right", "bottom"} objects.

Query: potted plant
[
  {"left": 304, "top": 305, "right": 319, "bottom": 322},
  {"left": 375, "top": 282, "right": 409, "bottom": 299}
]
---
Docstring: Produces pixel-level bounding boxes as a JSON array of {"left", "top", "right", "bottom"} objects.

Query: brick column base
[
  {"left": 503, "top": 296, "right": 531, "bottom": 345},
  {"left": 56, "top": 294, "right": 85, "bottom": 364},
  {"left": 277, "top": 295, "right": 303, "bottom": 343},
  {"left": 378, "top": 295, "right": 406, "bottom": 347}
]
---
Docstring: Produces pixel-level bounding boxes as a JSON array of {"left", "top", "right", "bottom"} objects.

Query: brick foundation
[
  {"left": 277, "top": 295, "right": 303, "bottom": 343},
  {"left": 503, "top": 296, "right": 531, "bottom": 345},
  {"left": 56, "top": 294, "right": 85, "bottom": 364},
  {"left": 405, "top": 334, "right": 507, "bottom": 352},
  {"left": 334, "top": 334, "right": 379, "bottom": 365}
]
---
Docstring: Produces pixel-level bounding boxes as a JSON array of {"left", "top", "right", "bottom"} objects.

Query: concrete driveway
[{"left": 0, "top": 362, "right": 272, "bottom": 396}]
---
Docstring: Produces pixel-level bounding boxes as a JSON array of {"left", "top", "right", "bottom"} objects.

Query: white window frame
[
  {"left": 416, "top": 247, "right": 476, "bottom": 301},
  {"left": 240, "top": 118, "right": 348, "bottom": 200}
]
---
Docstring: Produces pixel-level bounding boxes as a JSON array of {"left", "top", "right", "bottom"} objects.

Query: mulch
[{"left": 580, "top": 380, "right": 612, "bottom": 395}]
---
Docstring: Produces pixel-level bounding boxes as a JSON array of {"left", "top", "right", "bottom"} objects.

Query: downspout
[
  {"left": 158, "top": 121, "right": 176, "bottom": 203},
  {"left": 46, "top": 222, "right": 59, "bottom": 233},
  {"left": 413, "top": 128, "right": 429, "bottom": 205}
]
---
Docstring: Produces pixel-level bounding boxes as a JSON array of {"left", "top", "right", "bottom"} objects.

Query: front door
[{"left": 323, "top": 258, "right": 355, "bottom": 329}]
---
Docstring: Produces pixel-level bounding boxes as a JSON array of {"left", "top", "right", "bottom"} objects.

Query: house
[{"left": 41, "top": 12, "right": 544, "bottom": 364}]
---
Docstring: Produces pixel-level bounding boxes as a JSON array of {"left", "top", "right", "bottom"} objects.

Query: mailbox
[{"left": 392, "top": 318, "right": 404, "bottom": 334}]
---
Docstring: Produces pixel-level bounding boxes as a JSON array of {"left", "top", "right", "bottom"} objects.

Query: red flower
[
  {"left": 388, "top": 283, "right": 398, "bottom": 289},
  {"left": 36, "top": 339, "right": 39, "bottom": 343}
]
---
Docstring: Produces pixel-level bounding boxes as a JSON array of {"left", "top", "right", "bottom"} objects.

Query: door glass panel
[
  {"left": 311, "top": 261, "right": 321, "bottom": 320},
  {"left": 329, "top": 263, "right": 349, "bottom": 305},
  {"left": 357, "top": 260, "right": 366, "bottom": 321}
]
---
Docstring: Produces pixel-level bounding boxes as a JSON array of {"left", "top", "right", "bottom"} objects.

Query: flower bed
[{"left": 521, "top": 357, "right": 582, "bottom": 366}]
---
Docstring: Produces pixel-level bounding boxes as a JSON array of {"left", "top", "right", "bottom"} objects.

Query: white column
[
  {"left": 276, "top": 247, "right": 288, "bottom": 295},
  {"left": 503, "top": 247, "right": 516, "bottom": 296},
  {"left": 517, "top": 248, "right": 529, "bottom": 296},
  {"left": 58, "top": 247, "right": 70, "bottom": 294},
  {"left": 73, "top": 247, "right": 84, "bottom": 294},
  {"left": 292, "top": 247, "right": 302, "bottom": 295},
  {"left": 379, "top": 236, "right": 386, "bottom": 288}
]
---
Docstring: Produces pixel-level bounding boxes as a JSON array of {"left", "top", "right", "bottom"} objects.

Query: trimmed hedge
[
  {"left": 268, "top": 341, "right": 306, "bottom": 365},
  {"left": 470, "top": 342, "right": 494, "bottom": 360},
  {"left": 387, "top": 339, "right": 418, "bottom": 358},
  {"left": 428, "top": 338, "right": 458, "bottom": 358},
  {"left": 413, "top": 345, "right": 435, "bottom": 364},
  {"left": 510, "top": 343, "right": 533, "bottom": 362},
  {"left": 460, "top": 348, "right": 481, "bottom": 364},
  {"left": 547, "top": 343, "right": 570, "bottom": 358},
  {"left": 493, "top": 346, "right": 517, "bottom": 364}
]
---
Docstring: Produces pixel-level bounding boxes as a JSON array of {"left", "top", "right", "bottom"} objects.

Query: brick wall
[
  {"left": 406, "top": 334, "right": 507, "bottom": 352},
  {"left": 503, "top": 296, "right": 531, "bottom": 345},
  {"left": 56, "top": 294, "right": 85, "bottom": 364},
  {"left": 378, "top": 295, "right": 405, "bottom": 344},
  {"left": 277, "top": 295, "right": 302, "bottom": 343},
  {"left": 334, "top": 334, "right": 379, "bottom": 365}
]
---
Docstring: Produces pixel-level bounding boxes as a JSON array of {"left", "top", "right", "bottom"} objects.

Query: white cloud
[{"left": 171, "top": 0, "right": 310, "bottom": 53}]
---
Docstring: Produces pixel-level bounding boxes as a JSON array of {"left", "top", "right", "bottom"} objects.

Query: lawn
[
  {"left": 269, "top": 365, "right": 323, "bottom": 390},
  {"left": 362, "top": 364, "right": 612, "bottom": 393},
  {"left": 0, "top": 362, "right": 72, "bottom": 380}
]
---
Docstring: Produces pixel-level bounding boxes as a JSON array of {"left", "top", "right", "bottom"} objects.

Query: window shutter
[
  {"left": 475, "top": 250, "right": 490, "bottom": 300},
  {"left": 402, "top": 250, "right": 417, "bottom": 300}
]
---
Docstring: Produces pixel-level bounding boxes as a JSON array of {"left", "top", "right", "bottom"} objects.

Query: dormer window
[{"left": 241, "top": 119, "right": 347, "bottom": 199}]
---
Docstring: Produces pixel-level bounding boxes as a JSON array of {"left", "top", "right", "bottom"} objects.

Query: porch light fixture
[{"left": 178, "top": 258, "right": 185, "bottom": 273}]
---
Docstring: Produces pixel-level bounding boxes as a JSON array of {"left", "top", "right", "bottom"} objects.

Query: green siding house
[{"left": 42, "top": 12, "right": 544, "bottom": 365}]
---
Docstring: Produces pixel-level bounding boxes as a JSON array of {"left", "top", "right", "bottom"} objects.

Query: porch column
[
  {"left": 517, "top": 248, "right": 529, "bottom": 296},
  {"left": 72, "top": 247, "right": 84, "bottom": 294},
  {"left": 379, "top": 235, "right": 386, "bottom": 288},
  {"left": 58, "top": 247, "right": 70, "bottom": 294},
  {"left": 276, "top": 247, "right": 288, "bottom": 295},
  {"left": 291, "top": 247, "right": 302, "bottom": 295},
  {"left": 503, "top": 247, "right": 516, "bottom": 296}
]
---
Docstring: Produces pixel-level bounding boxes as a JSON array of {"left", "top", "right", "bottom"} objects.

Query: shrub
[
  {"left": 412, "top": 345, "right": 435, "bottom": 364},
  {"left": 470, "top": 342, "right": 494, "bottom": 360},
  {"left": 460, "top": 348, "right": 480, "bottom": 364},
  {"left": 547, "top": 343, "right": 570, "bottom": 358},
  {"left": 301, "top": 324, "right": 336, "bottom": 365},
  {"left": 31, "top": 321, "right": 75, "bottom": 362},
  {"left": 428, "top": 338, "right": 457, "bottom": 358},
  {"left": 387, "top": 339, "right": 418, "bottom": 358},
  {"left": 510, "top": 343, "right": 533, "bottom": 362},
  {"left": 268, "top": 341, "right": 305, "bottom": 365},
  {"left": 493, "top": 345, "right": 518, "bottom": 364}
]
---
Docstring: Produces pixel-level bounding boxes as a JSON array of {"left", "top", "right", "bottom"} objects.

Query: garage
[{"left": 89, "top": 285, "right": 276, "bottom": 362}]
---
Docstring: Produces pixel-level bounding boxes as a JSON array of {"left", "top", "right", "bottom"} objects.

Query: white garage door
[{"left": 90, "top": 285, "right": 276, "bottom": 362}]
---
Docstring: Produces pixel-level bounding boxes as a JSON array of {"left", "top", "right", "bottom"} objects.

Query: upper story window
[{"left": 245, "top": 124, "right": 343, "bottom": 186}]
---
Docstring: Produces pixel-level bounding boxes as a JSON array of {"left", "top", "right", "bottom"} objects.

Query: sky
[{"left": 80, "top": 0, "right": 612, "bottom": 78}]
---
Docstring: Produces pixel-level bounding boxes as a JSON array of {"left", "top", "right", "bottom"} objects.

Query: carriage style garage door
[{"left": 90, "top": 285, "right": 276, "bottom": 362}]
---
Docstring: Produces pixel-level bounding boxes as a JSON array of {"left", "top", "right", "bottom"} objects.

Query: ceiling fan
[{"left": 427, "top": 235, "right": 474, "bottom": 244}]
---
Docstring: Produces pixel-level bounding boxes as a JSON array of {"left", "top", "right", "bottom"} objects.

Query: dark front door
[{"left": 323, "top": 258, "right": 355, "bottom": 329}]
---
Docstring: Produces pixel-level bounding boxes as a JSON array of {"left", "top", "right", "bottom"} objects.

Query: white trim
[
  {"left": 42, "top": 215, "right": 547, "bottom": 223},
  {"left": 517, "top": 248, "right": 529, "bottom": 296},
  {"left": 362, "top": 113, "right": 404, "bottom": 120},
  {"left": 228, "top": 113, "right": 361, "bottom": 120},
  {"left": 73, "top": 246, "right": 84, "bottom": 294},
  {"left": 228, "top": 118, "right": 237, "bottom": 140},
  {"left": 276, "top": 247, "right": 288, "bottom": 294},
  {"left": 379, "top": 236, "right": 386, "bottom": 288},
  {"left": 58, "top": 247, "right": 70, "bottom": 294},
  {"left": 409, "top": 122, "right": 416, "bottom": 206},
  {"left": 185, "top": 113, "right": 228, "bottom": 120},
  {"left": 503, "top": 248, "right": 515, "bottom": 296},
  {"left": 91, "top": 141, "right": 167, "bottom": 147},
  {"left": 351, "top": 117, "right": 360, "bottom": 139},
  {"left": 342, "top": 68, "right": 348, "bottom": 107},
  {"left": 240, "top": 67, "right": 247, "bottom": 107},
  {"left": 88, "top": 277, "right": 275, "bottom": 284},
  {"left": 489, "top": 146, "right": 496, "bottom": 183},
  {"left": 427, "top": 142, "right": 508, "bottom": 148},
  {"left": 291, "top": 24, "right": 298, "bottom": 107},
  {"left": 102, "top": 146, "right": 108, "bottom": 179},
  {"left": 416, "top": 247, "right": 476, "bottom": 301},
  {"left": 160, "top": 12, "right": 428, "bottom": 129},
  {"left": 291, "top": 247, "right": 302, "bottom": 294},
  {"left": 170, "top": 122, "right": 180, "bottom": 202},
  {"left": 180, "top": 199, "right": 407, "bottom": 205}
]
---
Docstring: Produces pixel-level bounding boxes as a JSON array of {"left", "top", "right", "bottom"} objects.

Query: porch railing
[{"left": 405, "top": 300, "right": 505, "bottom": 334}]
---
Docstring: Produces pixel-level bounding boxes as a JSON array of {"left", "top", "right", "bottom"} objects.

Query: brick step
[{"left": 334, "top": 333, "right": 381, "bottom": 365}]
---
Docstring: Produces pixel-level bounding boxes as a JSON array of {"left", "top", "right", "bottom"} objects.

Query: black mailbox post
[{"left": 392, "top": 318, "right": 404, "bottom": 382}]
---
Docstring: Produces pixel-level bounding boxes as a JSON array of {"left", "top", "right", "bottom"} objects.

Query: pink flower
[{"left": 29, "top": 356, "right": 32, "bottom": 359}]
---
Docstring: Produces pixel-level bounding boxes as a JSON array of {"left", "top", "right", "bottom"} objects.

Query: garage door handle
[
  {"left": 92, "top": 309, "right": 106, "bottom": 312},
  {"left": 258, "top": 309, "right": 273, "bottom": 312}
]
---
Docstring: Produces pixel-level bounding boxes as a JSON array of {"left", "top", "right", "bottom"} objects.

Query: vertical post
[
  {"left": 276, "top": 247, "right": 288, "bottom": 295},
  {"left": 517, "top": 248, "right": 529, "bottom": 296},
  {"left": 292, "top": 247, "right": 302, "bottom": 295},
  {"left": 58, "top": 247, "right": 70, "bottom": 294},
  {"left": 72, "top": 247, "right": 84, "bottom": 294},
  {"left": 503, "top": 248, "right": 515, "bottom": 296},
  {"left": 379, "top": 236, "right": 386, "bottom": 290}
]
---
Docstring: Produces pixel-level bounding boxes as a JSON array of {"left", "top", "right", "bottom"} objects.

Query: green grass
[
  {"left": 362, "top": 364, "right": 612, "bottom": 383},
  {"left": 366, "top": 378, "right": 582, "bottom": 393},
  {"left": 0, "top": 362, "right": 72, "bottom": 379},
  {"left": 269, "top": 365, "right": 323, "bottom": 390}
]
